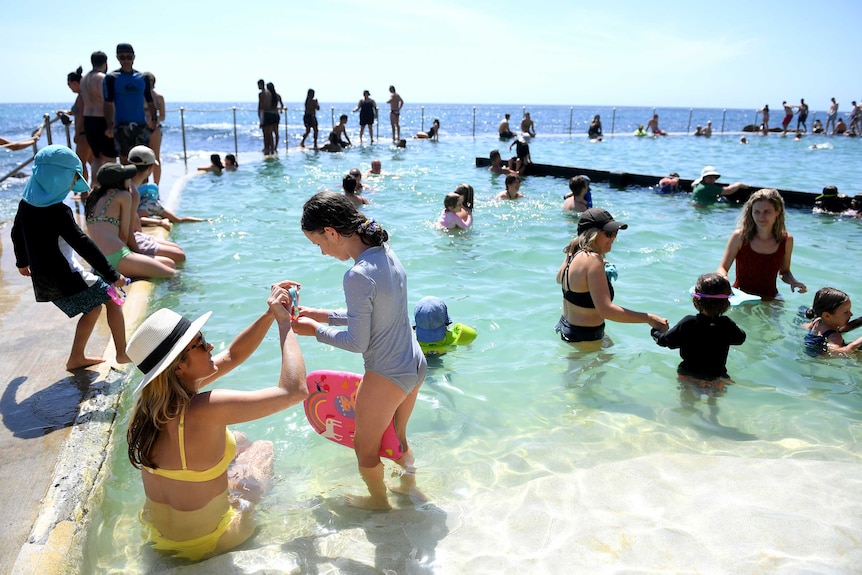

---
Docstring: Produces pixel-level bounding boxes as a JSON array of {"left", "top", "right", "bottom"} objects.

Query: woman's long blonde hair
[
  {"left": 127, "top": 356, "right": 193, "bottom": 469},
  {"left": 739, "top": 188, "right": 786, "bottom": 243},
  {"left": 564, "top": 228, "right": 601, "bottom": 257}
]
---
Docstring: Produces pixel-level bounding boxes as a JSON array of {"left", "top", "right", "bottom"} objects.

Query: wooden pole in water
[
  {"left": 180, "top": 107, "right": 187, "bottom": 167},
  {"left": 232, "top": 107, "right": 238, "bottom": 158},
  {"left": 721, "top": 109, "right": 726, "bottom": 134},
  {"left": 611, "top": 107, "right": 616, "bottom": 138},
  {"left": 687, "top": 108, "right": 693, "bottom": 134}
]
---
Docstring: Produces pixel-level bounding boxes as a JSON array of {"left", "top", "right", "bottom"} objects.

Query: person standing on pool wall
[
  {"left": 555, "top": 208, "right": 669, "bottom": 344},
  {"left": 294, "top": 192, "right": 427, "bottom": 510},
  {"left": 353, "top": 90, "right": 377, "bottom": 144},
  {"left": 717, "top": 188, "right": 807, "bottom": 300},
  {"left": 300, "top": 88, "right": 320, "bottom": 149},
  {"left": 125, "top": 283, "right": 307, "bottom": 561},
  {"left": 386, "top": 85, "right": 403, "bottom": 143}
]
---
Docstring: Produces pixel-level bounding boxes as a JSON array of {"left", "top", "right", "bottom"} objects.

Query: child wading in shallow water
[
  {"left": 294, "top": 192, "right": 427, "bottom": 509},
  {"left": 652, "top": 273, "right": 747, "bottom": 382},
  {"left": 803, "top": 287, "right": 862, "bottom": 356}
]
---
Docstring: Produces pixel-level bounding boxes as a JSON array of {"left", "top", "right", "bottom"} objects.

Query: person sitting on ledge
[{"left": 125, "top": 288, "right": 307, "bottom": 562}]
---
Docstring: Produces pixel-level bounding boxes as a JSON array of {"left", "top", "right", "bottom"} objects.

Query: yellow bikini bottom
[{"left": 140, "top": 492, "right": 239, "bottom": 561}]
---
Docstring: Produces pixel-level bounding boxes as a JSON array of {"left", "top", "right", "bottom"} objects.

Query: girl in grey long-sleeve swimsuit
[
  {"left": 315, "top": 245, "right": 426, "bottom": 393},
  {"left": 297, "top": 191, "right": 426, "bottom": 510}
]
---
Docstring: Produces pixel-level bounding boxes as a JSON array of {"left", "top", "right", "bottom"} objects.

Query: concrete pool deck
[
  {"left": 0, "top": 163, "right": 192, "bottom": 575},
  {"left": 0, "top": 216, "right": 152, "bottom": 575}
]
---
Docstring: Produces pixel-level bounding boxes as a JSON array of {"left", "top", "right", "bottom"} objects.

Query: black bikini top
[{"left": 562, "top": 253, "right": 614, "bottom": 308}]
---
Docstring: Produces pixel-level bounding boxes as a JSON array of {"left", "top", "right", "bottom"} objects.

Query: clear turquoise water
[{"left": 82, "top": 134, "right": 861, "bottom": 572}]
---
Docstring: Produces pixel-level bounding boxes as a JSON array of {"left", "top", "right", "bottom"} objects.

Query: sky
[{"left": 2, "top": 0, "right": 860, "bottom": 110}]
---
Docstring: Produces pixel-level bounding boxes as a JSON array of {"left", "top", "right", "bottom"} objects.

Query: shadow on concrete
[{"left": 0, "top": 371, "right": 99, "bottom": 439}]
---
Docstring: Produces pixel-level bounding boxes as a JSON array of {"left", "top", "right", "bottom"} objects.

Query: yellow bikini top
[{"left": 143, "top": 406, "right": 236, "bottom": 482}]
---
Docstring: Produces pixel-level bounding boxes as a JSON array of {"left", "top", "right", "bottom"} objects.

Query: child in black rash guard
[{"left": 652, "top": 273, "right": 746, "bottom": 382}]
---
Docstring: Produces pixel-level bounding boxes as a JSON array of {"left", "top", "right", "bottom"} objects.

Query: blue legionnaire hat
[
  {"left": 97, "top": 163, "right": 138, "bottom": 187},
  {"left": 116, "top": 43, "right": 134, "bottom": 54},
  {"left": 414, "top": 296, "right": 451, "bottom": 343},
  {"left": 22, "top": 145, "right": 89, "bottom": 207}
]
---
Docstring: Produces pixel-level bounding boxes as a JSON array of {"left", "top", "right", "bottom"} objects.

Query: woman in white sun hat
[{"left": 125, "top": 281, "right": 307, "bottom": 561}]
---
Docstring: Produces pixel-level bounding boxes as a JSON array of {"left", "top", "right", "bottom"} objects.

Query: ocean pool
[{"left": 82, "top": 134, "right": 862, "bottom": 573}]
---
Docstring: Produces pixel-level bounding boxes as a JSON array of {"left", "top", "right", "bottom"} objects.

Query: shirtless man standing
[
  {"left": 80, "top": 50, "right": 116, "bottom": 175},
  {"left": 386, "top": 86, "right": 403, "bottom": 143},
  {"left": 520, "top": 112, "right": 536, "bottom": 137},
  {"left": 825, "top": 98, "right": 839, "bottom": 135},
  {"left": 498, "top": 113, "right": 514, "bottom": 139}
]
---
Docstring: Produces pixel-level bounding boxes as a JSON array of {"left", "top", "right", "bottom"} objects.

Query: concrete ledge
[{"left": 11, "top": 267, "right": 156, "bottom": 575}]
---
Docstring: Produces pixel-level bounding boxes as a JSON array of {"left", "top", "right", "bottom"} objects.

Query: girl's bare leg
[
  {"left": 67, "top": 307, "right": 104, "bottom": 370},
  {"left": 347, "top": 371, "right": 408, "bottom": 510},
  {"left": 104, "top": 301, "right": 130, "bottom": 364}
]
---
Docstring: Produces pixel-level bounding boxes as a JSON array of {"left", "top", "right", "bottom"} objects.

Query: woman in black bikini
[{"left": 555, "top": 208, "right": 668, "bottom": 344}]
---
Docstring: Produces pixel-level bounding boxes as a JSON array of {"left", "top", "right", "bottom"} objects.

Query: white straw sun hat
[{"left": 126, "top": 308, "right": 212, "bottom": 394}]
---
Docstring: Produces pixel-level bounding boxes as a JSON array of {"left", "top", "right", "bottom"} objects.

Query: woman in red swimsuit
[{"left": 717, "top": 188, "right": 807, "bottom": 300}]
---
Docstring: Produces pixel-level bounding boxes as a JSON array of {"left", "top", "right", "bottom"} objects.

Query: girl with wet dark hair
[
  {"left": 803, "top": 287, "right": 862, "bottom": 356},
  {"left": 294, "top": 191, "right": 426, "bottom": 510}
]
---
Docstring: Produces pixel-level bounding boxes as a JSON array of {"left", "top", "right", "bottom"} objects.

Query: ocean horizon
[{"left": 2, "top": 101, "right": 857, "bottom": 221}]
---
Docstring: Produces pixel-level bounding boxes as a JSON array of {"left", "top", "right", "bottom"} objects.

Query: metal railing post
[
  {"left": 331, "top": 107, "right": 335, "bottom": 128},
  {"left": 283, "top": 107, "right": 288, "bottom": 153},
  {"left": 611, "top": 108, "right": 616, "bottom": 137},
  {"left": 43, "top": 114, "right": 53, "bottom": 145},
  {"left": 232, "top": 107, "right": 238, "bottom": 157},
  {"left": 721, "top": 109, "right": 727, "bottom": 134},
  {"left": 687, "top": 108, "right": 693, "bottom": 134},
  {"left": 569, "top": 107, "right": 573, "bottom": 135},
  {"left": 63, "top": 118, "right": 72, "bottom": 148},
  {"left": 472, "top": 107, "right": 476, "bottom": 138},
  {"left": 180, "top": 107, "right": 188, "bottom": 167},
  {"left": 421, "top": 106, "right": 425, "bottom": 131}
]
